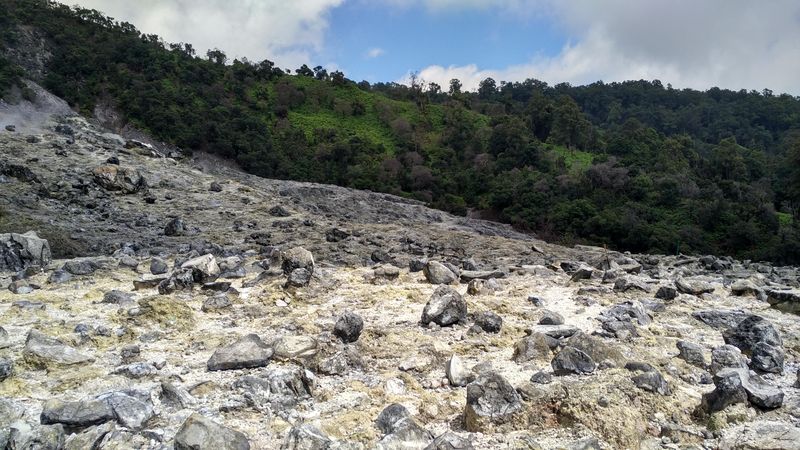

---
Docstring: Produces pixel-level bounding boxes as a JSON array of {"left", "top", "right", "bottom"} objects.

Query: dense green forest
[{"left": 2, "top": 0, "right": 799, "bottom": 264}]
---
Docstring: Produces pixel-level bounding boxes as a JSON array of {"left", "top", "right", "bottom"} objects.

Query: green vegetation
[{"left": 2, "top": 0, "right": 800, "bottom": 263}]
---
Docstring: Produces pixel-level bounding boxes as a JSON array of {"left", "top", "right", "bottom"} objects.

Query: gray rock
[
  {"left": 564, "top": 331, "right": 625, "bottom": 367},
  {"left": 710, "top": 344, "right": 748, "bottom": 374},
  {"left": 675, "top": 278, "right": 715, "bottom": 296},
  {"left": 159, "top": 381, "right": 195, "bottom": 409},
  {"left": 377, "top": 416, "right": 433, "bottom": 450},
  {"left": 538, "top": 310, "right": 564, "bottom": 325},
  {"left": 551, "top": 346, "right": 597, "bottom": 375},
  {"left": 149, "top": 257, "right": 168, "bottom": 275},
  {"left": 466, "top": 278, "right": 501, "bottom": 295},
  {"left": 473, "top": 311, "right": 502, "bottom": 333},
  {"left": 40, "top": 398, "right": 115, "bottom": 428},
  {"left": 718, "top": 421, "right": 800, "bottom": 450},
  {"left": 272, "top": 336, "right": 318, "bottom": 361},
  {"left": 423, "top": 261, "right": 458, "bottom": 285},
  {"left": 63, "top": 259, "right": 95, "bottom": 275},
  {"left": 631, "top": 370, "right": 670, "bottom": 395},
  {"left": 0, "top": 326, "right": 8, "bottom": 349},
  {"left": 750, "top": 341, "right": 784, "bottom": 374},
  {"left": 722, "top": 315, "right": 782, "bottom": 354},
  {"left": 95, "top": 390, "right": 154, "bottom": 429},
  {"left": 24, "top": 330, "right": 94, "bottom": 368},
  {"left": 425, "top": 432, "right": 474, "bottom": 450},
  {"left": 421, "top": 286, "right": 467, "bottom": 327},
  {"left": 174, "top": 413, "right": 250, "bottom": 450},
  {"left": 334, "top": 311, "right": 364, "bottom": 343},
  {"left": 164, "top": 217, "right": 186, "bottom": 236},
  {"left": 285, "top": 268, "right": 312, "bottom": 287},
  {"left": 235, "top": 366, "right": 313, "bottom": 410},
  {"left": 112, "top": 362, "right": 157, "bottom": 378},
  {"left": 376, "top": 404, "right": 411, "bottom": 435},
  {"left": 600, "top": 301, "right": 651, "bottom": 326},
  {"left": 7, "top": 279, "right": 33, "bottom": 294},
  {"left": 0, "top": 231, "right": 51, "bottom": 272},
  {"left": 530, "top": 371, "right": 552, "bottom": 384},
  {"left": 374, "top": 264, "right": 401, "bottom": 281},
  {"left": 282, "top": 247, "right": 315, "bottom": 276},
  {"left": 676, "top": 341, "right": 706, "bottom": 368},
  {"left": 692, "top": 309, "right": 750, "bottom": 329},
  {"left": 101, "top": 290, "right": 134, "bottom": 304},
  {"left": 92, "top": 165, "right": 145, "bottom": 194},
  {"left": 464, "top": 372, "right": 523, "bottom": 432},
  {"left": 655, "top": 285, "right": 677, "bottom": 300},
  {"left": 181, "top": 253, "right": 220, "bottom": 283},
  {"left": 207, "top": 334, "right": 273, "bottom": 371},
  {"left": 730, "top": 279, "right": 762, "bottom": 297},
  {"left": 0, "top": 359, "right": 13, "bottom": 381},
  {"left": 765, "top": 288, "right": 800, "bottom": 314},
  {"left": 613, "top": 277, "right": 651, "bottom": 293},
  {"left": 701, "top": 367, "right": 784, "bottom": 413},
  {"left": 157, "top": 269, "right": 195, "bottom": 294},
  {"left": 446, "top": 354, "right": 473, "bottom": 387},
  {"left": 209, "top": 181, "right": 223, "bottom": 192},
  {"left": 281, "top": 424, "right": 331, "bottom": 450},
  {"left": 202, "top": 294, "right": 233, "bottom": 312},
  {"left": 459, "top": 270, "right": 505, "bottom": 282},
  {"left": 512, "top": 334, "right": 551, "bottom": 363},
  {"left": 48, "top": 269, "right": 72, "bottom": 284}
]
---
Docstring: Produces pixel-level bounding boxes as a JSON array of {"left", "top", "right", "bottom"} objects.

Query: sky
[{"left": 67, "top": 0, "right": 800, "bottom": 94}]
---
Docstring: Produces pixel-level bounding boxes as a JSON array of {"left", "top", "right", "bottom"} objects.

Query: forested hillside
[{"left": 2, "top": 0, "right": 799, "bottom": 263}]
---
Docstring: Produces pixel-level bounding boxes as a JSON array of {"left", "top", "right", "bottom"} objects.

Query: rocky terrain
[{"left": 1, "top": 85, "right": 799, "bottom": 449}]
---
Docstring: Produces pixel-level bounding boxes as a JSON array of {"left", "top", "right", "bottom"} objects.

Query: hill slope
[{"left": 1, "top": 0, "right": 799, "bottom": 264}]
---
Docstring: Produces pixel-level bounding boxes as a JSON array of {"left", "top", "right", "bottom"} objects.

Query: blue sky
[{"left": 71, "top": 1, "right": 800, "bottom": 94}]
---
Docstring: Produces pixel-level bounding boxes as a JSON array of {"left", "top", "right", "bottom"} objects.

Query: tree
[{"left": 478, "top": 77, "right": 497, "bottom": 100}]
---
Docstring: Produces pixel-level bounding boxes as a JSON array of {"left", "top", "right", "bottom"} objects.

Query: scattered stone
[
  {"left": 269, "top": 205, "right": 291, "bottom": 217},
  {"left": 512, "top": 333, "right": 551, "bottom": 364},
  {"left": 202, "top": 295, "right": 232, "bottom": 312},
  {"left": 655, "top": 285, "right": 677, "bottom": 300},
  {"left": 285, "top": 268, "right": 312, "bottom": 287},
  {"left": 421, "top": 286, "right": 467, "bottom": 327},
  {"left": 460, "top": 270, "right": 505, "bottom": 282},
  {"left": 676, "top": 278, "right": 715, "bottom": 296},
  {"left": 174, "top": 413, "right": 250, "bottom": 450},
  {"left": 281, "top": 247, "right": 315, "bottom": 276},
  {"left": 631, "top": 370, "right": 671, "bottom": 395},
  {"left": 157, "top": 269, "right": 194, "bottom": 294},
  {"left": 464, "top": 372, "right": 523, "bottom": 432},
  {"left": 101, "top": 290, "right": 134, "bottom": 304},
  {"left": 676, "top": 341, "right": 707, "bottom": 368},
  {"left": 700, "top": 368, "right": 784, "bottom": 413},
  {"left": 376, "top": 404, "right": 411, "bottom": 435},
  {"left": 718, "top": 421, "right": 800, "bottom": 450},
  {"left": 0, "top": 231, "right": 51, "bottom": 272},
  {"left": 722, "top": 315, "right": 782, "bottom": 354},
  {"left": 466, "top": 278, "right": 500, "bottom": 295},
  {"left": 48, "top": 269, "right": 72, "bottom": 284},
  {"left": 750, "top": 341, "right": 784, "bottom": 374},
  {"left": 374, "top": 264, "right": 401, "bottom": 281},
  {"left": 423, "top": 261, "right": 458, "bottom": 285},
  {"left": 446, "top": 354, "right": 473, "bottom": 387},
  {"left": 120, "top": 344, "right": 140, "bottom": 360},
  {"left": 24, "top": 330, "right": 94, "bottom": 368},
  {"left": 564, "top": 331, "right": 625, "bottom": 367},
  {"left": 538, "top": 310, "right": 564, "bottom": 325},
  {"left": 730, "top": 279, "right": 762, "bottom": 297},
  {"left": 41, "top": 390, "right": 153, "bottom": 430},
  {"left": 272, "top": 336, "right": 318, "bottom": 361},
  {"left": 209, "top": 181, "right": 223, "bottom": 192},
  {"left": 692, "top": 309, "right": 750, "bottom": 329},
  {"left": 7, "top": 279, "right": 33, "bottom": 294},
  {"left": 530, "top": 371, "right": 552, "bottom": 384},
  {"left": 112, "top": 362, "right": 158, "bottom": 378},
  {"left": 710, "top": 345, "right": 748, "bottom": 374},
  {"left": 473, "top": 311, "right": 502, "bottom": 333},
  {"left": 207, "top": 334, "right": 273, "bottom": 371},
  {"left": 0, "top": 359, "right": 13, "bottom": 381},
  {"left": 334, "top": 311, "right": 364, "bottom": 343},
  {"left": 281, "top": 424, "right": 331, "bottom": 450},
  {"left": 149, "top": 257, "right": 168, "bottom": 275},
  {"left": 63, "top": 259, "right": 95, "bottom": 275},
  {"left": 92, "top": 165, "right": 146, "bottom": 194},
  {"left": 425, "top": 432, "right": 474, "bottom": 450},
  {"left": 181, "top": 253, "right": 220, "bottom": 283},
  {"left": 551, "top": 346, "right": 596, "bottom": 375}
]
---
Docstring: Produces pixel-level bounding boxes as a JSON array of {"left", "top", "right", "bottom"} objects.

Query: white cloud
[
  {"left": 404, "top": 0, "right": 800, "bottom": 94},
  {"left": 67, "top": 0, "right": 344, "bottom": 70},
  {"left": 365, "top": 47, "right": 385, "bottom": 58}
]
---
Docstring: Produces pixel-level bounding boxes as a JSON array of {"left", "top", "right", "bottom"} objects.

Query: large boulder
[
  {"left": 333, "top": 311, "right": 364, "bottom": 343},
  {"left": 91, "top": 165, "right": 146, "bottom": 194},
  {"left": 464, "top": 372, "right": 523, "bottom": 432},
  {"left": 423, "top": 261, "right": 458, "bottom": 285},
  {"left": 24, "top": 330, "right": 94, "bottom": 368},
  {"left": 181, "top": 253, "right": 220, "bottom": 283},
  {"left": 421, "top": 286, "right": 467, "bottom": 327},
  {"left": 207, "top": 334, "right": 273, "bottom": 371},
  {"left": 174, "top": 413, "right": 250, "bottom": 450},
  {"left": 281, "top": 247, "right": 315, "bottom": 276},
  {"left": 722, "top": 315, "right": 782, "bottom": 353},
  {"left": 700, "top": 368, "right": 783, "bottom": 413},
  {"left": 41, "top": 390, "right": 153, "bottom": 430},
  {"left": 234, "top": 366, "right": 313, "bottom": 410},
  {"left": 0, "top": 232, "right": 51, "bottom": 272}
]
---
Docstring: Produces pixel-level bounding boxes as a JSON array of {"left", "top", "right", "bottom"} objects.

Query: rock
[
  {"left": 24, "top": 330, "right": 94, "bottom": 368},
  {"left": 285, "top": 268, "right": 312, "bottom": 287},
  {"left": 376, "top": 404, "right": 411, "bottom": 435},
  {"left": 600, "top": 300, "right": 651, "bottom": 326},
  {"left": 48, "top": 269, "right": 72, "bottom": 284},
  {"left": 95, "top": 390, "right": 154, "bottom": 429},
  {"left": 149, "top": 257, "right": 168, "bottom": 275},
  {"left": 40, "top": 398, "right": 114, "bottom": 428},
  {"left": 333, "top": 311, "right": 364, "bottom": 343},
  {"left": 730, "top": 279, "right": 762, "bottom": 297},
  {"left": 112, "top": 362, "right": 157, "bottom": 378},
  {"left": 174, "top": 413, "right": 250, "bottom": 450},
  {"left": 7, "top": 279, "right": 33, "bottom": 294},
  {"left": 0, "top": 326, "right": 8, "bottom": 349},
  {"left": 209, "top": 181, "right": 223, "bottom": 192},
  {"left": 421, "top": 286, "right": 467, "bottom": 327},
  {"left": 281, "top": 424, "right": 331, "bottom": 450},
  {"left": 530, "top": 371, "right": 552, "bottom": 384},
  {"left": 631, "top": 370, "right": 671, "bottom": 395},
  {"left": 676, "top": 341, "right": 707, "bottom": 368},
  {"left": 325, "top": 228, "right": 350, "bottom": 242},
  {"left": 569, "top": 265, "right": 595, "bottom": 281},
  {"left": 551, "top": 346, "right": 597, "bottom": 375},
  {"left": 63, "top": 259, "right": 95, "bottom": 275},
  {"left": 764, "top": 288, "right": 800, "bottom": 314},
  {"left": 676, "top": 278, "right": 715, "bottom": 295},
  {"left": 423, "top": 261, "right": 458, "bottom": 285},
  {"left": 700, "top": 368, "right": 784, "bottom": 413},
  {"left": 181, "top": 253, "right": 220, "bottom": 283},
  {"left": 750, "top": 341, "right": 784, "bottom": 374},
  {"left": 281, "top": 247, "right": 315, "bottom": 276},
  {"left": 120, "top": 344, "right": 140, "bottom": 360},
  {"left": 466, "top": 278, "right": 500, "bottom": 295},
  {"left": 0, "top": 359, "right": 13, "bottom": 381},
  {"left": 564, "top": 331, "right": 625, "bottom": 367},
  {"left": 269, "top": 205, "right": 291, "bottom": 217},
  {"left": 0, "top": 231, "right": 51, "bottom": 272},
  {"left": 157, "top": 269, "right": 195, "bottom": 294},
  {"left": 207, "top": 334, "right": 273, "bottom": 371},
  {"left": 538, "top": 309, "right": 564, "bottom": 325},
  {"left": 473, "top": 311, "right": 502, "bottom": 333},
  {"left": 718, "top": 421, "right": 800, "bottom": 450},
  {"left": 374, "top": 264, "right": 401, "bottom": 281},
  {"left": 692, "top": 309, "right": 750, "bottom": 329},
  {"left": 272, "top": 336, "right": 318, "bottom": 361},
  {"left": 446, "top": 354, "right": 473, "bottom": 387},
  {"left": 722, "top": 315, "right": 782, "bottom": 356},
  {"left": 377, "top": 416, "right": 433, "bottom": 450},
  {"left": 92, "top": 165, "right": 146, "bottom": 194},
  {"left": 202, "top": 294, "right": 232, "bottom": 312},
  {"left": 459, "top": 270, "right": 505, "bottom": 282},
  {"left": 464, "top": 372, "right": 523, "bottom": 432},
  {"left": 655, "top": 285, "right": 677, "bottom": 300},
  {"left": 613, "top": 277, "right": 651, "bottom": 293},
  {"left": 425, "top": 432, "right": 474, "bottom": 450},
  {"left": 235, "top": 366, "right": 313, "bottom": 410},
  {"left": 710, "top": 344, "right": 748, "bottom": 374},
  {"left": 102, "top": 290, "right": 134, "bottom": 304},
  {"left": 164, "top": 217, "right": 186, "bottom": 236},
  {"left": 512, "top": 333, "right": 551, "bottom": 363}
]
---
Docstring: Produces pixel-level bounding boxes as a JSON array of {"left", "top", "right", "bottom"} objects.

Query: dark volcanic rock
[
  {"left": 474, "top": 311, "right": 503, "bottom": 333},
  {"left": 0, "top": 231, "right": 51, "bottom": 272},
  {"left": 92, "top": 165, "right": 146, "bottom": 194},
  {"left": 421, "top": 286, "right": 467, "bottom": 327},
  {"left": 423, "top": 261, "right": 458, "bottom": 285},
  {"left": 750, "top": 341, "right": 784, "bottom": 374},
  {"left": 174, "top": 413, "right": 250, "bottom": 450},
  {"left": 334, "top": 311, "right": 364, "bottom": 343},
  {"left": 464, "top": 372, "right": 523, "bottom": 432},
  {"left": 676, "top": 341, "right": 707, "bottom": 368},
  {"left": 722, "top": 315, "right": 782, "bottom": 354},
  {"left": 207, "top": 334, "right": 273, "bottom": 371},
  {"left": 164, "top": 217, "right": 186, "bottom": 236},
  {"left": 538, "top": 310, "right": 564, "bottom": 325},
  {"left": 551, "top": 346, "right": 596, "bottom": 375}
]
